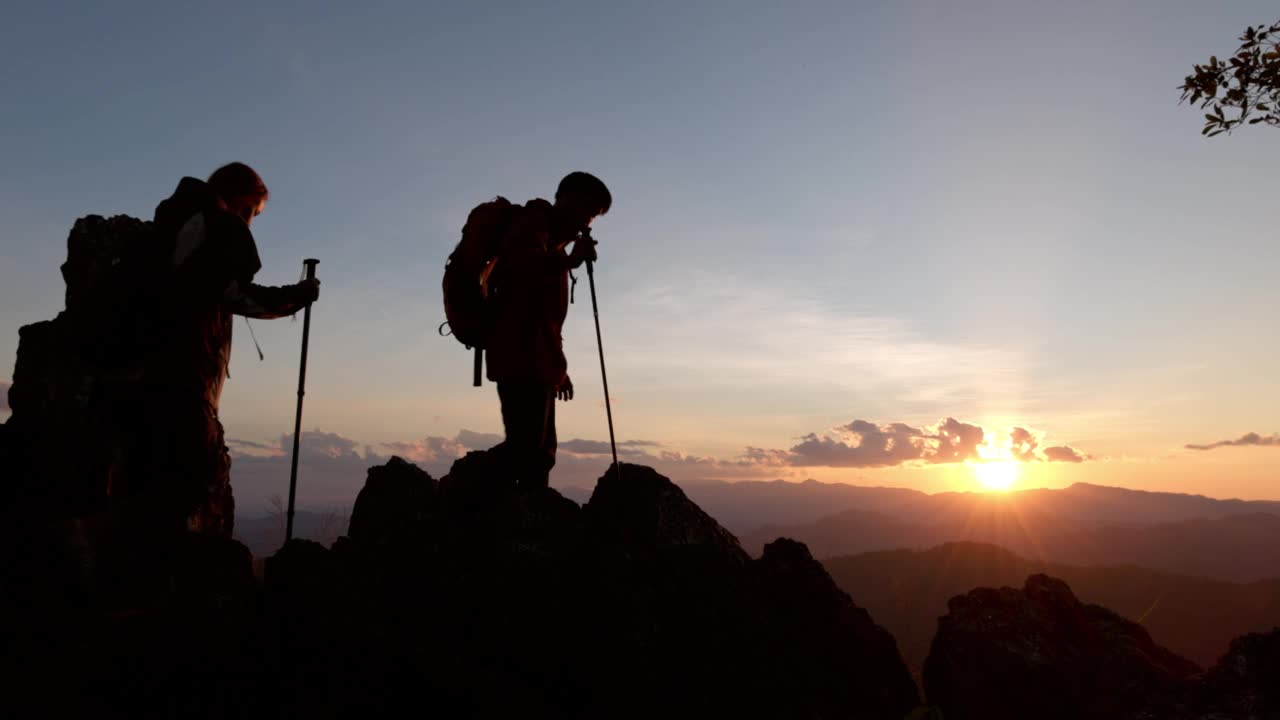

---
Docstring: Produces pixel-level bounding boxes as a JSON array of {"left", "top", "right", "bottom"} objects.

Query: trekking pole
[
  {"left": 584, "top": 249, "right": 623, "bottom": 485},
  {"left": 286, "top": 258, "right": 319, "bottom": 542}
]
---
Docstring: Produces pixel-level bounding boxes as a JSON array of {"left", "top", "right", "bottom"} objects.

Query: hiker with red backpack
[{"left": 443, "top": 172, "right": 612, "bottom": 491}]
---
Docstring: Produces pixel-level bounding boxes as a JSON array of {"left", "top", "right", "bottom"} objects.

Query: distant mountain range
[
  {"left": 823, "top": 541, "right": 1280, "bottom": 675},
  {"left": 616, "top": 480, "right": 1280, "bottom": 582},
  {"left": 268, "top": 479, "right": 1280, "bottom": 582},
  {"left": 566, "top": 478, "right": 1280, "bottom": 535}
]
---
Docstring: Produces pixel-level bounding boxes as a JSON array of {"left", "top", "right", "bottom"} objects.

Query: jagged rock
[
  {"left": 585, "top": 462, "right": 748, "bottom": 560},
  {"left": 924, "top": 574, "right": 1201, "bottom": 720},
  {"left": 1194, "top": 628, "right": 1280, "bottom": 718},
  {"left": 753, "top": 538, "right": 922, "bottom": 717},
  {"left": 260, "top": 457, "right": 920, "bottom": 719},
  {"left": 264, "top": 539, "right": 333, "bottom": 596},
  {"left": 347, "top": 456, "right": 438, "bottom": 544}
]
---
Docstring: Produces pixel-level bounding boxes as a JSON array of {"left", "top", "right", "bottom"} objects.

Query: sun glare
[{"left": 972, "top": 460, "right": 1020, "bottom": 492}]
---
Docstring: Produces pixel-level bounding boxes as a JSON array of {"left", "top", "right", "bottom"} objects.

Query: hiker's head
[
  {"left": 554, "top": 171, "right": 611, "bottom": 230},
  {"left": 208, "top": 162, "right": 269, "bottom": 225}
]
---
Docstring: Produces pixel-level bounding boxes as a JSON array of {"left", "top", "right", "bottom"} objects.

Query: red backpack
[{"left": 440, "top": 197, "right": 516, "bottom": 385}]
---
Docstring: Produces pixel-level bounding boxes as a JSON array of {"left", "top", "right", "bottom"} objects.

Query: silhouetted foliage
[{"left": 1180, "top": 20, "right": 1280, "bottom": 135}]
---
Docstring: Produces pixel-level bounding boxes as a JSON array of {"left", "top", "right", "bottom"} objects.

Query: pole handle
[{"left": 303, "top": 258, "right": 320, "bottom": 281}]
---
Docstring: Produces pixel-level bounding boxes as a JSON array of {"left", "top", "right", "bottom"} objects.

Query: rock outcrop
[
  {"left": 924, "top": 574, "right": 1200, "bottom": 719},
  {"left": 924, "top": 573, "right": 1280, "bottom": 719},
  {"left": 260, "top": 455, "right": 922, "bottom": 719},
  {"left": 1193, "top": 628, "right": 1280, "bottom": 718}
]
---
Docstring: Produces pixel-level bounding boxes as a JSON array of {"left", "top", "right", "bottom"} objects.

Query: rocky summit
[
  {"left": 263, "top": 454, "right": 922, "bottom": 719},
  {"left": 2, "top": 452, "right": 921, "bottom": 719}
]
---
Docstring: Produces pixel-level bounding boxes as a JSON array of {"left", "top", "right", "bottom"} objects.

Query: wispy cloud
[
  {"left": 1186, "top": 432, "right": 1280, "bottom": 451},
  {"left": 604, "top": 270, "right": 1028, "bottom": 409},
  {"left": 559, "top": 438, "right": 661, "bottom": 456},
  {"left": 380, "top": 431, "right": 501, "bottom": 467}
]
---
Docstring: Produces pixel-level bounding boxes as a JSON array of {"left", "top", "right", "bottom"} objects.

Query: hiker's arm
[
  {"left": 224, "top": 279, "right": 319, "bottom": 319},
  {"left": 501, "top": 230, "right": 595, "bottom": 275}
]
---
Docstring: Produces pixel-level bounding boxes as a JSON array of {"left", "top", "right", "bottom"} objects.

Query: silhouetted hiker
[
  {"left": 116, "top": 163, "right": 319, "bottom": 566},
  {"left": 485, "top": 172, "right": 611, "bottom": 490}
]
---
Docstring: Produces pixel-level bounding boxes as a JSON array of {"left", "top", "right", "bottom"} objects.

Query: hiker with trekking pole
[
  {"left": 118, "top": 162, "right": 320, "bottom": 573},
  {"left": 442, "top": 171, "right": 617, "bottom": 491}
]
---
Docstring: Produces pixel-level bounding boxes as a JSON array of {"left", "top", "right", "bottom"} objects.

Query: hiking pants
[{"left": 496, "top": 380, "right": 557, "bottom": 490}]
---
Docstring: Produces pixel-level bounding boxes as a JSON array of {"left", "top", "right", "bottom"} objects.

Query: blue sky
[{"left": 3, "top": 1, "right": 1278, "bottom": 507}]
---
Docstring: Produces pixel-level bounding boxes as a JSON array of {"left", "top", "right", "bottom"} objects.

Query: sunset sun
[{"left": 971, "top": 460, "right": 1021, "bottom": 492}]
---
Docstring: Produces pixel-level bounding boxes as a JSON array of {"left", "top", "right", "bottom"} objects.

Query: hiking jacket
[
  {"left": 148, "top": 177, "right": 311, "bottom": 410},
  {"left": 485, "top": 199, "right": 574, "bottom": 386}
]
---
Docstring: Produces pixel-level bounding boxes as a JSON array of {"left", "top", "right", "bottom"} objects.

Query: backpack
[
  {"left": 66, "top": 178, "right": 217, "bottom": 378},
  {"left": 63, "top": 214, "right": 173, "bottom": 376},
  {"left": 440, "top": 196, "right": 516, "bottom": 385}
]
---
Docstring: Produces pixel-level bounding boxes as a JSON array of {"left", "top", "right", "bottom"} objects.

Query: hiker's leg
[
  {"left": 498, "top": 380, "right": 543, "bottom": 486},
  {"left": 529, "top": 386, "right": 556, "bottom": 490}
]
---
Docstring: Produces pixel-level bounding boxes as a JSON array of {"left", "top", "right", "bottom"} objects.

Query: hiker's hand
[
  {"left": 557, "top": 375, "right": 574, "bottom": 402},
  {"left": 568, "top": 237, "right": 598, "bottom": 268},
  {"left": 296, "top": 278, "right": 321, "bottom": 305}
]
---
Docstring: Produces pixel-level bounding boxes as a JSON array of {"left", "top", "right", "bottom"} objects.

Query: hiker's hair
[
  {"left": 556, "top": 171, "right": 611, "bottom": 215},
  {"left": 208, "top": 162, "right": 269, "bottom": 203}
]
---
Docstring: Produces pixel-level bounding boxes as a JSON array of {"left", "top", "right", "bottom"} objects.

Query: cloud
[
  {"left": 1009, "top": 427, "right": 1039, "bottom": 462},
  {"left": 230, "top": 430, "right": 387, "bottom": 515},
  {"left": 377, "top": 430, "right": 504, "bottom": 469},
  {"left": 742, "top": 447, "right": 795, "bottom": 466},
  {"left": 551, "top": 437, "right": 792, "bottom": 488},
  {"left": 784, "top": 418, "right": 985, "bottom": 468},
  {"left": 281, "top": 430, "right": 374, "bottom": 461},
  {"left": 559, "top": 438, "right": 661, "bottom": 457},
  {"left": 1007, "top": 426, "right": 1086, "bottom": 463},
  {"left": 456, "top": 430, "right": 503, "bottom": 449},
  {"left": 0, "top": 380, "right": 9, "bottom": 412},
  {"left": 753, "top": 419, "right": 1088, "bottom": 468},
  {"left": 226, "top": 437, "right": 280, "bottom": 457},
  {"left": 1043, "top": 445, "right": 1085, "bottom": 463},
  {"left": 1186, "top": 432, "right": 1280, "bottom": 451}
]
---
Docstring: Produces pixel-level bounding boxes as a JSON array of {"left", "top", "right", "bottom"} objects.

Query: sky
[{"left": 2, "top": 0, "right": 1277, "bottom": 512}]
